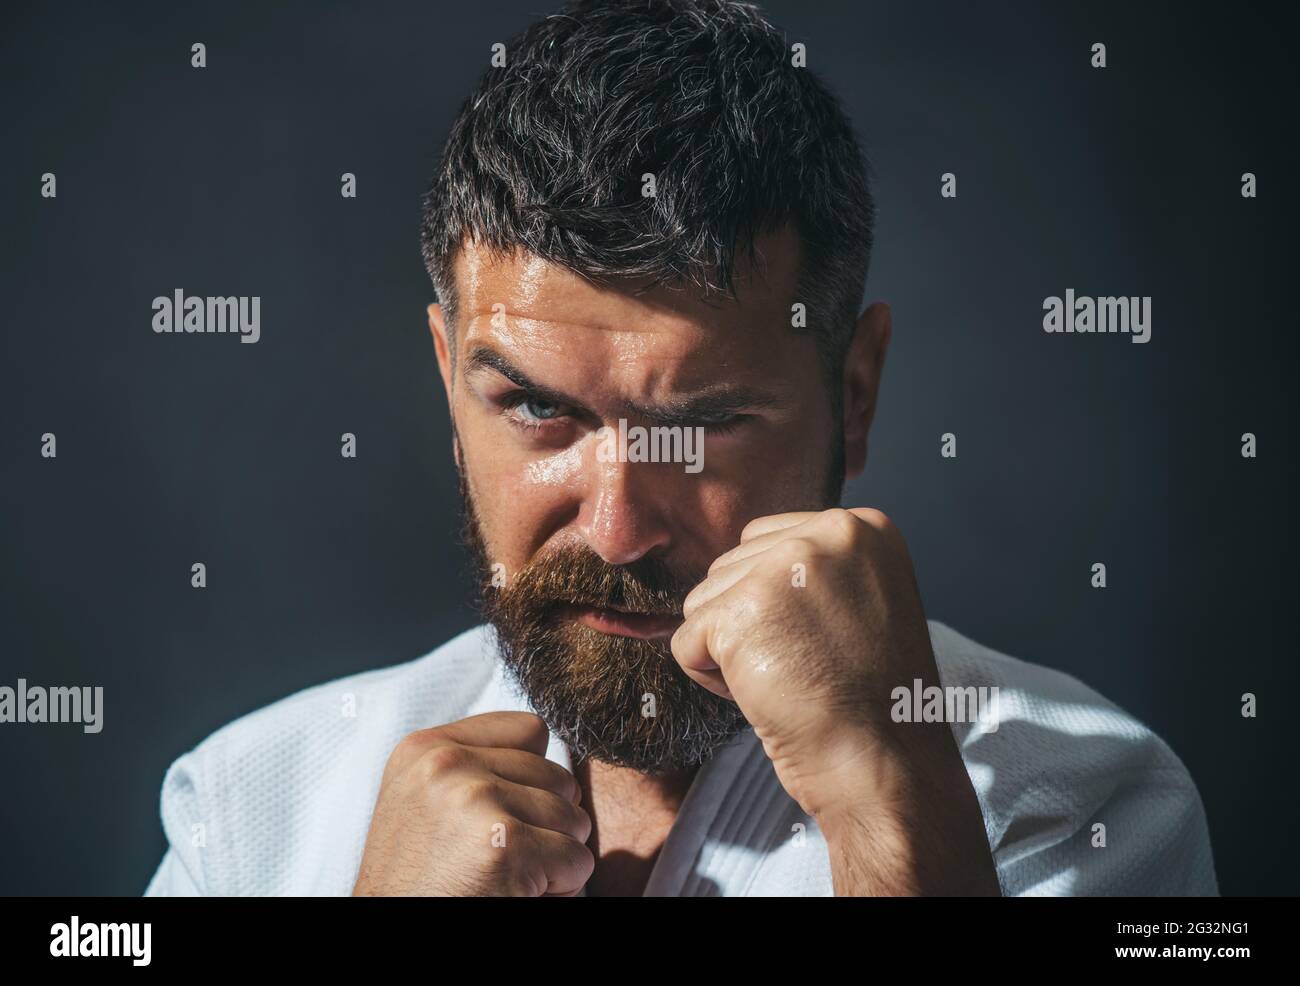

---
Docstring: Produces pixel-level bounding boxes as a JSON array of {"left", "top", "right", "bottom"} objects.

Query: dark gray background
[{"left": 2, "top": 0, "right": 1295, "bottom": 895}]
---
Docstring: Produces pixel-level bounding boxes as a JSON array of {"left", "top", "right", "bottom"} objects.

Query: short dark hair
[{"left": 420, "top": 0, "right": 875, "bottom": 386}]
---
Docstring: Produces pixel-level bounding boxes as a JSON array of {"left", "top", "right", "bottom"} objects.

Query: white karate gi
[{"left": 144, "top": 620, "right": 1217, "bottom": 896}]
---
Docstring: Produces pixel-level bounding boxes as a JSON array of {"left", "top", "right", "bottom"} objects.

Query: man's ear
[
  {"left": 841, "top": 301, "right": 891, "bottom": 481},
  {"left": 427, "top": 302, "right": 460, "bottom": 466},
  {"left": 428, "top": 303, "right": 454, "bottom": 408}
]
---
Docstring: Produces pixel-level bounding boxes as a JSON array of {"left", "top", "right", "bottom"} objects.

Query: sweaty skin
[{"left": 352, "top": 226, "right": 998, "bottom": 896}]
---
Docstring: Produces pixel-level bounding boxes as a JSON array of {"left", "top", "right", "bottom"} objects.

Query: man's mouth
[{"left": 557, "top": 603, "right": 684, "bottom": 640}]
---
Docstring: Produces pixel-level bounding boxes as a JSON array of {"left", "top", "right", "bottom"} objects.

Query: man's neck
[{"left": 574, "top": 757, "right": 699, "bottom": 897}]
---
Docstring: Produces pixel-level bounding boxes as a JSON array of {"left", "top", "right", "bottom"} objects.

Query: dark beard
[{"left": 455, "top": 470, "right": 748, "bottom": 774}]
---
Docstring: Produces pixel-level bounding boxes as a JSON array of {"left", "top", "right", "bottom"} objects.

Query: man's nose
[{"left": 575, "top": 457, "right": 673, "bottom": 566}]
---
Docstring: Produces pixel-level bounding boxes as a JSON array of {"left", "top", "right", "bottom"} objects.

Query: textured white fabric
[{"left": 143, "top": 620, "right": 1217, "bottom": 896}]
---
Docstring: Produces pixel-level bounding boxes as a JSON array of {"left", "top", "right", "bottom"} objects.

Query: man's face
[{"left": 432, "top": 227, "right": 848, "bottom": 773}]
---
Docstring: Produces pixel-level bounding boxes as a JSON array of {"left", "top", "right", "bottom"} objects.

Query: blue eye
[
  {"left": 500, "top": 391, "right": 569, "bottom": 432},
  {"left": 517, "top": 396, "right": 561, "bottom": 421}
]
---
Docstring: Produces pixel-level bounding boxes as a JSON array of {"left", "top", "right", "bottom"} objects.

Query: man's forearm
[{"left": 814, "top": 731, "right": 1002, "bottom": 896}]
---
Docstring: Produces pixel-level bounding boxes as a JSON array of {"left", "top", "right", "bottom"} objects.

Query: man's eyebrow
[{"left": 462, "top": 344, "right": 786, "bottom": 426}]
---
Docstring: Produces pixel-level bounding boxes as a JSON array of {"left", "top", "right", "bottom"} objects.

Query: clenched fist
[
  {"left": 352, "top": 711, "right": 593, "bottom": 896},
  {"left": 672, "top": 507, "right": 1000, "bottom": 895}
]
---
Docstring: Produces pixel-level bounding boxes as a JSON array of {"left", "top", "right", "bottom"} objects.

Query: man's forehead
[{"left": 451, "top": 226, "right": 803, "bottom": 339}]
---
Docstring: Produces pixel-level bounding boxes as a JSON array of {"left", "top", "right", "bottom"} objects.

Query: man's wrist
[{"left": 806, "top": 722, "right": 1001, "bottom": 896}]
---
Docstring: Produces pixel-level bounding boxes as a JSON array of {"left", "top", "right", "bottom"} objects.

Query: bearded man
[{"left": 145, "top": 0, "right": 1216, "bottom": 897}]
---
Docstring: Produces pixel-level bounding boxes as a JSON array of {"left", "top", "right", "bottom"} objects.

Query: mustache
[
  {"left": 455, "top": 459, "right": 699, "bottom": 617},
  {"left": 508, "top": 543, "right": 700, "bottom": 617}
]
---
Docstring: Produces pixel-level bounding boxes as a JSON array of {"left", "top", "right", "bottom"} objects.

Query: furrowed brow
[
  {"left": 619, "top": 390, "right": 783, "bottom": 428},
  {"left": 463, "top": 345, "right": 589, "bottom": 413},
  {"left": 463, "top": 344, "right": 784, "bottom": 426}
]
